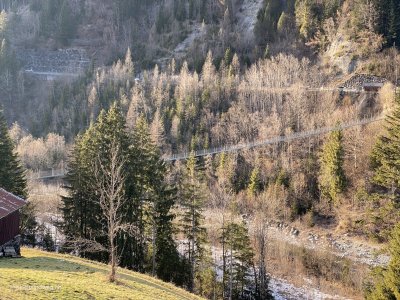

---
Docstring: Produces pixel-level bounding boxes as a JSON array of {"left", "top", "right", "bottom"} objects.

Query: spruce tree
[
  {"left": 131, "top": 117, "right": 180, "bottom": 282},
  {"left": 62, "top": 104, "right": 181, "bottom": 284},
  {"left": 0, "top": 109, "right": 36, "bottom": 245},
  {"left": 248, "top": 166, "right": 261, "bottom": 197},
  {"left": 371, "top": 92, "right": 400, "bottom": 201},
  {"left": 368, "top": 92, "right": 400, "bottom": 240},
  {"left": 319, "top": 128, "right": 346, "bottom": 204},
  {"left": 387, "top": 0, "right": 400, "bottom": 46},
  {"left": 61, "top": 126, "right": 105, "bottom": 260},
  {"left": 0, "top": 110, "right": 26, "bottom": 197},
  {"left": 367, "top": 223, "right": 400, "bottom": 299},
  {"left": 221, "top": 221, "right": 255, "bottom": 299},
  {"left": 295, "top": 0, "right": 317, "bottom": 40},
  {"left": 62, "top": 104, "right": 131, "bottom": 263},
  {"left": 180, "top": 152, "right": 207, "bottom": 292}
]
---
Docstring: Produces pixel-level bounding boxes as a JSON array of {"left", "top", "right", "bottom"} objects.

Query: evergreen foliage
[
  {"left": 38, "top": 0, "right": 77, "bottom": 44},
  {"left": 0, "top": 14, "right": 18, "bottom": 106},
  {"left": 61, "top": 104, "right": 182, "bottom": 284},
  {"left": 295, "top": 0, "right": 320, "bottom": 40},
  {"left": 366, "top": 92, "right": 400, "bottom": 241},
  {"left": 0, "top": 109, "right": 26, "bottom": 197},
  {"left": 247, "top": 166, "right": 261, "bottom": 196},
  {"left": 0, "top": 109, "right": 37, "bottom": 245},
  {"left": 132, "top": 117, "right": 181, "bottom": 281},
  {"left": 367, "top": 223, "right": 400, "bottom": 299},
  {"left": 58, "top": 0, "right": 75, "bottom": 45},
  {"left": 221, "top": 221, "right": 255, "bottom": 299},
  {"left": 373, "top": 0, "right": 400, "bottom": 48},
  {"left": 372, "top": 93, "right": 400, "bottom": 201},
  {"left": 254, "top": 0, "right": 286, "bottom": 46},
  {"left": 179, "top": 152, "right": 207, "bottom": 292},
  {"left": 319, "top": 128, "right": 346, "bottom": 204}
]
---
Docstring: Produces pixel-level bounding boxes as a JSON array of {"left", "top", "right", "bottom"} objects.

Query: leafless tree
[
  {"left": 93, "top": 141, "right": 132, "bottom": 283},
  {"left": 254, "top": 220, "right": 268, "bottom": 299}
]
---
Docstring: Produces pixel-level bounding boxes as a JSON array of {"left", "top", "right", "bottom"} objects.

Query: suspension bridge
[{"left": 29, "top": 114, "right": 385, "bottom": 181}]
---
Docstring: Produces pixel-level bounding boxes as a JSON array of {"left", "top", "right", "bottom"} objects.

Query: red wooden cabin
[{"left": 0, "top": 188, "right": 26, "bottom": 256}]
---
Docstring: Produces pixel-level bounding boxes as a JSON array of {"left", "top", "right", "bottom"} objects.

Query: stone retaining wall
[
  {"left": 341, "top": 74, "right": 388, "bottom": 89},
  {"left": 17, "top": 48, "right": 90, "bottom": 76}
]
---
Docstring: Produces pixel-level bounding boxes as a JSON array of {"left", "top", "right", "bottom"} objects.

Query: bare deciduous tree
[{"left": 93, "top": 141, "right": 132, "bottom": 283}]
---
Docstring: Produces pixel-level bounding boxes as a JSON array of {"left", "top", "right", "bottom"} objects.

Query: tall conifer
[
  {"left": 180, "top": 152, "right": 207, "bottom": 292},
  {"left": 372, "top": 93, "right": 400, "bottom": 201},
  {"left": 62, "top": 104, "right": 181, "bottom": 284},
  {"left": 319, "top": 128, "right": 346, "bottom": 204},
  {"left": 367, "top": 223, "right": 400, "bottom": 299},
  {"left": 0, "top": 109, "right": 36, "bottom": 244}
]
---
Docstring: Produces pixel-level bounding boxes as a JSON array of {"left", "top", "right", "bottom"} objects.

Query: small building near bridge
[{"left": 0, "top": 189, "right": 26, "bottom": 257}]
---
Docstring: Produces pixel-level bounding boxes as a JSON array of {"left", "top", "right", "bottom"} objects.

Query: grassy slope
[{"left": 0, "top": 248, "right": 203, "bottom": 300}]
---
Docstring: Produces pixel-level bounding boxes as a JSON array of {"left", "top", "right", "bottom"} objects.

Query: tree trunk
[
  {"left": 152, "top": 223, "right": 156, "bottom": 277},
  {"left": 222, "top": 215, "right": 226, "bottom": 299},
  {"left": 229, "top": 242, "right": 233, "bottom": 300},
  {"left": 109, "top": 235, "right": 116, "bottom": 282}
]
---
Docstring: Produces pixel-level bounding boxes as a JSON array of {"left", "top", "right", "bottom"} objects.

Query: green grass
[{"left": 0, "top": 248, "right": 203, "bottom": 300}]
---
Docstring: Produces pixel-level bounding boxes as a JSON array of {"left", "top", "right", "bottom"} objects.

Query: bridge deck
[{"left": 30, "top": 115, "right": 384, "bottom": 180}]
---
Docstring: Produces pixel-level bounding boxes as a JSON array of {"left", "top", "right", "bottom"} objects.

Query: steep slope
[
  {"left": 0, "top": 248, "right": 203, "bottom": 300},
  {"left": 235, "top": 0, "right": 264, "bottom": 42}
]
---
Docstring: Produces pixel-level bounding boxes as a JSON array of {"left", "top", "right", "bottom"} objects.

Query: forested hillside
[{"left": 1, "top": 0, "right": 400, "bottom": 299}]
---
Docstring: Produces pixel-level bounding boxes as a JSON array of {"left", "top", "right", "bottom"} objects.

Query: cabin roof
[{"left": 0, "top": 189, "right": 26, "bottom": 219}]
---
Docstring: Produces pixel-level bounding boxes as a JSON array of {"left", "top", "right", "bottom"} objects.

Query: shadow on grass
[
  {"left": 0, "top": 255, "right": 166, "bottom": 288},
  {"left": 0, "top": 252, "right": 195, "bottom": 299},
  {"left": 0, "top": 255, "right": 105, "bottom": 274}
]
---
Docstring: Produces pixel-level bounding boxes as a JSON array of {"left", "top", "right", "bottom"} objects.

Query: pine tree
[
  {"left": 277, "top": 11, "right": 291, "bottom": 38},
  {"left": 248, "top": 166, "right": 261, "bottom": 197},
  {"left": 319, "top": 128, "right": 346, "bottom": 204},
  {"left": 131, "top": 117, "right": 180, "bottom": 281},
  {"left": 62, "top": 104, "right": 131, "bottom": 263},
  {"left": 61, "top": 125, "right": 105, "bottom": 260},
  {"left": 224, "top": 47, "right": 233, "bottom": 66},
  {"left": 221, "top": 221, "right": 255, "bottom": 299},
  {"left": 254, "top": 0, "right": 285, "bottom": 45},
  {"left": 0, "top": 109, "right": 26, "bottom": 197},
  {"left": 367, "top": 223, "right": 400, "bottom": 299},
  {"left": 0, "top": 109, "right": 36, "bottom": 245},
  {"left": 180, "top": 152, "right": 207, "bottom": 292},
  {"left": 62, "top": 104, "right": 181, "bottom": 284},
  {"left": 367, "top": 92, "right": 400, "bottom": 240},
  {"left": 253, "top": 218, "right": 273, "bottom": 300},
  {"left": 387, "top": 0, "right": 400, "bottom": 46},
  {"left": 295, "top": 0, "right": 316, "bottom": 40},
  {"left": 372, "top": 93, "right": 400, "bottom": 201}
]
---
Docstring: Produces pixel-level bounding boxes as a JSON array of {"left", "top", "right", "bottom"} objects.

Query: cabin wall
[{"left": 0, "top": 211, "right": 20, "bottom": 246}]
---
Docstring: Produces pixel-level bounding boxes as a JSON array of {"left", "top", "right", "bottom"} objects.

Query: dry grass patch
[{"left": 0, "top": 248, "right": 203, "bottom": 300}]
